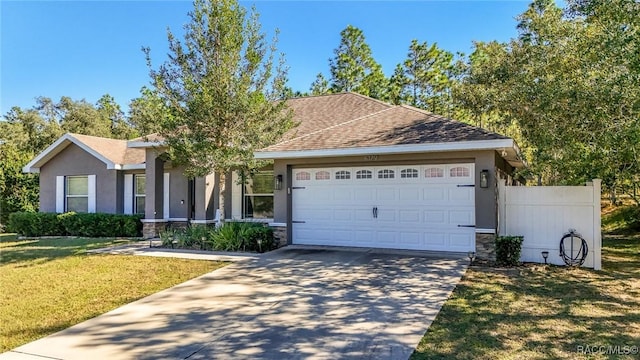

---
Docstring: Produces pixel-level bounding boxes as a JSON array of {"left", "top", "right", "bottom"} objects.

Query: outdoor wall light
[
  {"left": 541, "top": 251, "right": 549, "bottom": 264},
  {"left": 480, "top": 169, "right": 490, "bottom": 188},
  {"left": 274, "top": 174, "right": 283, "bottom": 190}
]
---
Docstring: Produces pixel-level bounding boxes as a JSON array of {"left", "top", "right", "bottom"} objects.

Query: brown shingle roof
[
  {"left": 263, "top": 102, "right": 508, "bottom": 152},
  {"left": 127, "top": 92, "right": 510, "bottom": 153},
  {"left": 70, "top": 133, "right": 145, "bottom": 165}
]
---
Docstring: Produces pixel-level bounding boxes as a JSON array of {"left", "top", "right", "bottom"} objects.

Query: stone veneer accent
[
  {"left": 270, "top": 226, "right": 288, "bottom": 248},
  {"left": 142, "top": 221, "right": 167, "bottom": 239},
  {"left": 476, "top": 233, "right": 496, "bottom": 261}
]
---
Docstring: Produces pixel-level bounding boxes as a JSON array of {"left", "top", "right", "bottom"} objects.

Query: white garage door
[{"left": 292, "top": 163, "right": 476, "bottom": 252}]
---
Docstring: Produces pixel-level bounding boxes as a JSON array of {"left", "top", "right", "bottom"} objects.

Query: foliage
[
  {"left": 159, "top": 222, "right": 275, "bottom": 253},
  {"left": 0, "top": 237, "right": 225, "bottom": 352},
  {"left": 0, "top": 143, "right": 39, "bottom": 228},
  {"left": 8, "top": 212, "right": 142, "bottom": 237},
  {"left": 393, "top": 39, "right": 457, "bottom": 115},
  {"left": 495, "top": 235, "right": 524, "bottom": 266},
  {"left": 127, "top": 86, "right": 171, "bottom": 136},
  {"left": 455, "top": 0, "right": 640, "bottom": 190},
  {"left": 319, "top": 25, "right": 388, "bottom": 99},
  {"left": 0, "top": 94, "right": 145, "bottom": 223},
  {"left": 602, "top": 205, "right": 640, "bottom": 234},
  {"left": 145, "top": 0, "right": 294, "bottom": 220}
]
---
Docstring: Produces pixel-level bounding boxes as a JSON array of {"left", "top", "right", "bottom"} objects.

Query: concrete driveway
[{"left": 2, "top": 246, "right": 467, "bottom": 360}]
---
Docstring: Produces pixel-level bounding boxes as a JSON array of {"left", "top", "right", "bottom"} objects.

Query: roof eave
[
  {"left": 255, "top": 139, "right": 524, "bottom": 167},
  {"left": 127, "top": 141, "right": 165, "bottom": 148},
  {"left": 22, "top": 133, "right": 119, "bottom": 173}
]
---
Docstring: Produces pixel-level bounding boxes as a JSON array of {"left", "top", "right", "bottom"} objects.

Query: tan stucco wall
[
  {"left": 272, "top": 150, "right": 503, "bottom": 238},
  {"left": 39, "top": 143, "right": 119, "bottom": 213}
]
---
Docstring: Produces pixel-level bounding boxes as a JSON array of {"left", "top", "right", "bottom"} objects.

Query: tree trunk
[{"left": 217, "top": 172, "right": 226, "bottom": 227}]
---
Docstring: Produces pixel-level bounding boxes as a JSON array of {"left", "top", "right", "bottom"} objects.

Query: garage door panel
[
  {"left": 376, "top": 209, "right": 396, "bottom": 222},
  {"left": 423, "top": 188, "right": 446, "bottom": 201},
  {"left": 399, "top": 232, "right": 421, "bottom": 245},
  {"left": 449, "top": 188, "right": 474, "bottom": 202},
  {"left": 399, "top": 210, "right": 420, "bottom": 223},
  {"left": 449, "top": 210, "right": 474, "bottom": 225},
  {"left": 333, "top": 230, "right": 352, "bottom": 242},
  {"left": 376, "top": 231, "right": 397, "bottom": 244},
  {"left": 354, "top": 188, "right": 375, "bottom": 202},
  {"left": 376, "top": 188, "right": 397, "bottom": 202},
  {"left": 332, "top": 188, "right": 353, "bottom": 202},
  {"left": 293, "top": 163, "right": 476, "bottom": 252},
  {"left": 424, "top": 211, "right": 446, "bottom": 225},
  {"left": 399, "top": 188, "right": 420, "bottom": 202}
]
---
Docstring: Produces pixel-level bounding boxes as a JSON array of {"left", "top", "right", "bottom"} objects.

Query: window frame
[
  {"left": 134, "top": 174, "right": 146, "bottom": 215},
  {"left": 242, "top": 169, "right": 274, "bottom": 219},
  {"left": 65, "top": 175, "right": 89, "bottom": 213}
]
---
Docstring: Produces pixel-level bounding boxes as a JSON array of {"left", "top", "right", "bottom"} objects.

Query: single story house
[{"left": 24, "top": 92, "right": 524, "bottom": 258}]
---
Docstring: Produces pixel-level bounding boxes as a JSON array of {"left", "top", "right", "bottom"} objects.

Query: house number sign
[{"left": 364, "top": 155, "right": 379, "bottom": 161}]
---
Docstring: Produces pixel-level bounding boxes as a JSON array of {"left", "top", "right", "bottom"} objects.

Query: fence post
[
  {"left": 592, "top": 179, "right": 602, "bottom": 270},
  {"left": 497, "top": 181, "right": 507, "bottom": 236}
]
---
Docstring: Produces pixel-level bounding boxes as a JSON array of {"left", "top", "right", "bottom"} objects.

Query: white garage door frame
[{"left": 292, "top": 163, "right": 476, "bottom": 252}]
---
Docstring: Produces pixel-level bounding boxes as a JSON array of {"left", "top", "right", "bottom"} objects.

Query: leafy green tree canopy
[{"left": 145, "top": 0, "right": 294, "bottom": 217}]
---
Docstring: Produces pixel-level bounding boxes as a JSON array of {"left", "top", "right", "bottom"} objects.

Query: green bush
[
  {"left": 7, "top": 212, "right": 142, "bottom": 237},
  {"left": 495, "top": 235, "right": 524, "bottom": 266},
  {"left": 159, "top": 222, "right": 276, "bottom": 253}
]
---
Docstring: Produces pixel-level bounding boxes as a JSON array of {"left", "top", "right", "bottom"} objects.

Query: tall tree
[
  {"left": 327, "top": 25, "right": 387, "bottom": 98},
  {"left": 128, "top": 86, "right": 171, "bottom": 136},
  {"left": 397, "top": 39, "right": 455, "bottom": 114},
  {"left": 96, "top": 94, "right": 133, "bottom": 139},
  {"left": 455, "top": 0, "right": 640, "bottom": 197},
  {"left": 309, "top": 73, "right": 330, "bottom": 95},
  {"left": 145, "top": 0, "right": 294, "bottom": 219}
]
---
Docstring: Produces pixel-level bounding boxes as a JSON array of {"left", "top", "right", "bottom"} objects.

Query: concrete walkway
[
  {"left": 87, "top": 240, "right": 262, "bottom": 262},
  {"left": 2, "top": 246, "right": 467, "bottom": 360}
]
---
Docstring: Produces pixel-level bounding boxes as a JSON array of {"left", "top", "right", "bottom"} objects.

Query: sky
[{"left": 0, "top": 0, "right": 533, "bottom": 116}]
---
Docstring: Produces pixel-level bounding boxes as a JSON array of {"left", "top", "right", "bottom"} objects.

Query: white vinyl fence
[{"left": 498, "top": 179, "right": 601, "bottom": 270}]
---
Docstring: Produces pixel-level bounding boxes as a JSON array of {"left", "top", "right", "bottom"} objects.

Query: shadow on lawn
[
  {"left": 0, "top": 238, "right": 132, "bottom": 265},
  {"left": 411, "top": 234, "right": 640, "bottom": 360}
]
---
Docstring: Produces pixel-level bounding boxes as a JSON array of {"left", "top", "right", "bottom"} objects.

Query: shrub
[
  {"left": 8, "top": 212, "right": 63, "bottom": 237},
  {"left": 159, "top": 222, "right": 276, "bottom": 252},
  {"left": 495, "top": 235, "right": 524, "bottom": 266},
  {"left": 7, "top": 212, "right": 142, "bottom": 237}
]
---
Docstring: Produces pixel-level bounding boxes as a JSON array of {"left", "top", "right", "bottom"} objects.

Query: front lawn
[
  {"left": 0, "top": 237, "right": 226, "bottom": 353},
  {"left": 412, "top": 234, "right": 640, "bottom": 359}
]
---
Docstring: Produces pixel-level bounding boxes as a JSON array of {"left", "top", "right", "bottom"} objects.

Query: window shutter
[
  {"left": 123, "top": 174, "right": 133, "bottom": 215},
  {"left": 56, "top": 176, "right": 65, "bottom": 213},
  {"left": 87, "top": 175, "right": 96, "bottom": 213},
  {"left": 231, "top": 172, "right": 242, "bottom": 219},
  {"left": 163, "top": 173, "right": 170, "bottom": 219}
]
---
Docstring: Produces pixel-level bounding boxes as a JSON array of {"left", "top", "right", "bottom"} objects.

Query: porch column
[{"left": 142, "top": 149, "right": 166, "bottom": 238}]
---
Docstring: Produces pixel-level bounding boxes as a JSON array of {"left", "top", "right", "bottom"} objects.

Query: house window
[
  {"left": 425, "top": 167, "right": 444, "bottom": 178},
  {"left": 356, "top": 170, "right": 372, "bottom": 179},
  {"left": 335, "top": 170, "right": 351, "bottom": 180},
  {"left": 66, "top": 176, "right": 88, "bottom": 213},
  {"left": 315, "top": 171, "right": 330, "bottom": 180},
  {"left": 134, "top": 175, "right": 146, "bottom": 215},
  {"left": 450, "top": 166, "right": 470, "bottom": 177},
  {"left": 243, "top": 170, "right": 274, "bottom": 219},
  {"left": 400, "top": 168, "right": 419, "bottom": 178},
  {"left": 378, "top": 169, "right": 395, "bottom": 179},
  {"left": 295, "top": 171, "right": 311, "bottom": 181}
]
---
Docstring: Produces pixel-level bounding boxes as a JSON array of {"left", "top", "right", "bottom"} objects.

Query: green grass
[
  {"left": 602, "top": 205, "right": 640, "bottom": 234},
  {"left": 0, "top": 238, "right": 226, "bottom": 353},
  {"left": 0, "top": 233, "right": 17, "bottom": 241},
  {"left": 412, "top": 234, "right": 640, "bottom": 360}
]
